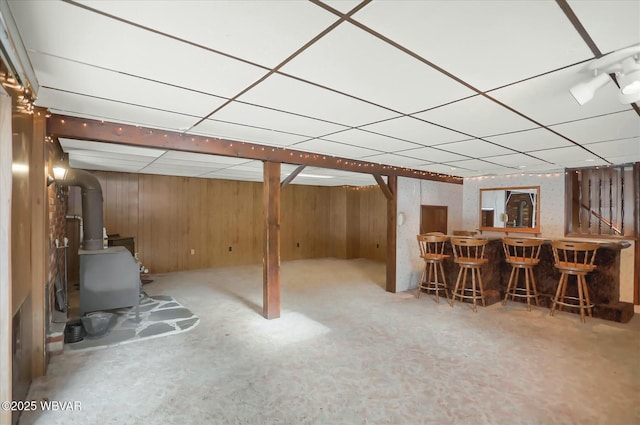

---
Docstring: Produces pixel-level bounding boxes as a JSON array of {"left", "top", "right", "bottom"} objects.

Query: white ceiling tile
[
  {"left": 415, "top": 163, "right": 472, "bottom": 178},
  {"left": 399, "top": 147, "right": 468, "bottom": 163},
  {"left": 568, "top": 1, "right": 640, "bottom": 54},
  {"left": 292, "top": 139, "right": 380, "bottom": 158},
  {"left": 323, "top": 129, "right": 420, "bottom": 151},
  {"left": 554, "top": 158, "right": 610, "bottom": 169},
  {"left": 239, "top": 162, "right": 302, "bottom": 176},
  {"left": 202, "top": 169, "right": 264, "bottom": 181},
  {"left": 190, "top": 119, "right": 308, "bottom": 147},
  {"left": 360, "top": 116, "right": 470, "bottom": 146},
  {"left": 9, "top": 0, "right": 266, "bottom": 97},
  {"left": 211, "top": 101, "right": 348, "bottom": 137},
  {"left": 320, "top": 1, "right": 363, "bottom": 14},
  {"left": 413, "top": 96, "right": 537, "bottom": 137},
  {"left": 584, "top": 137, "right": 640, "bottom": 163},
  {"left": 67, "top": 151, "right": 155, "bottom": 165},
  {"left": 68, "top": 153, "right": 150, "bottom": 171},
  {"left": 480, "top": 153, "right": 552, "bottom": 168},
  {"left": 60, "top": 138, "right": 165, "bottom": 157},
  {"left": 223, "top": 163, "right": 271, "bottom": 173},
  {"left": 353, "top": 1, "right": 593, "bottom": 90},
  {"left": 436, "top": 140, "right": 516, "bottom": 158},
  {"left": 151, "top": 158, "right": 227, "bottom": 171},
  {"left": 237, "top": 74, "right": 399, "bottom": 126},
  {"left": 138, "top": 164, "right": 217, "bottom": 177},
  {"left": 360, "top": 153, "right": 428, "bottom": 168},
  {"left": 31, "top": 52, "right": 226, "bottom": 117},
  {"left": 75, "top": 0, "right": 338, "bottom": 68},
  {"left": 281, "top": 23, "right": 474, "bottom": 113},
  {"left": 68, "top": 159, "right": 146, "bottom": 173},
  {"left": 550, "top": 111, "right": 640, "bottom": 145},
  {"left": 491, "top": 63, "right": 632, "bottom": 126},
  {"left": 37, "top": 88, "right": 201, "bottom": 131},
  {"left": 443, "top": 159, "right": 515, "bottom": 173},
  {"left": 531, "top": 146, "right": 602, "bottom": 165},
  {"left": 160, "top": 151, "right": 249, "bottom": 166},
  {"left": 484, "top": 128, "right": 574, "bottom": 152}
]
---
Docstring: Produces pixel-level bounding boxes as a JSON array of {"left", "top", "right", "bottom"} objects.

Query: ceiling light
[
  {"left": 569, "top": 73, "right": 610, "bottom": 105},
  {"left": 585, "top": 158, "right": 595, "bottom": 162},
  {"left": 53, "top": 165, "right": 68, "bottom": 180},
  {"left": 569, "top": 43, "right": 640, "bottom": 105}
]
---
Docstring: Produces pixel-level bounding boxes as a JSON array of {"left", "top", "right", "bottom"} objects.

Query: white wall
[{"left": 395, "top": 177, "right": 463, "bottom": 292}]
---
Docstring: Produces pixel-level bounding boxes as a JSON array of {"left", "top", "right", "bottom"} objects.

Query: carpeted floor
[
  {"left": 20, "top": 258, "right": 640, "bottom": 425},
  {"left": 64, "top": 294, "right": 199, "bottom": 352}
]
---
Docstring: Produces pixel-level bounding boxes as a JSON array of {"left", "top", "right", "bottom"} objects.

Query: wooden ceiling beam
[
  {"left": 47, "top": 114, "right": 462, "bottom": 184},
  {"left": 373, "top": 173, "right": 393, "bottom": 201},
  {"left": 281, "top": 165, "right": 306, "bottom": 189}
]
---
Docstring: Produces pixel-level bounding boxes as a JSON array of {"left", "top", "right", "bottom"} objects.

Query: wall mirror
[{"left": 479, "top": 186, "right": 540, "bottom": 234}]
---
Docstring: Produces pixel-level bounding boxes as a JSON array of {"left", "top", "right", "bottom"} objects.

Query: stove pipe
[{"left": 60, "top": 169, "right": 104, "bottom": 251}]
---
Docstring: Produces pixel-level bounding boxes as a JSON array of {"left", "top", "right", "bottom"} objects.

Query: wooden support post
[
  {"left": 30, "top": 108, "right": 47, "bottom": 377},
  {"left": 386, "top": 175, "right": 397, "bottom": 293},
  {"left": 281, "top": 165, "right": 305, "bottom": 189},
  {"left": 263, "top": 161, "right": 281, "bottom": 319}
]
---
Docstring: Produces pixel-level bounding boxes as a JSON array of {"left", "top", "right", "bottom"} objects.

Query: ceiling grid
[{"left": 5, "top": 0, "right": 639, "bottom": 185}]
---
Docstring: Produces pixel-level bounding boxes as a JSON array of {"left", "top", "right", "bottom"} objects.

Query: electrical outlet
[
  {"left": 376, "top": 243, "right": 379, "bottom": 248},
  {"left": 228, "top": 246, "right": 232, "bottom": 252},
  {"left": 190, "top": 249, "right": 195, "bottom": 255},
  {"left": 296, "top": 242, "right": 300, "bottom": 248}
]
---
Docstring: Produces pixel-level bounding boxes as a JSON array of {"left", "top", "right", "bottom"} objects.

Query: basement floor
[{"left": 20, "top": 258, "right": 640, "bottom": 425}]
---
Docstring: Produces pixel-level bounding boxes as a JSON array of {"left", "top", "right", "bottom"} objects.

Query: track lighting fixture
[{"left": 569, "top": 44, "right": 640, "bottom": 105}]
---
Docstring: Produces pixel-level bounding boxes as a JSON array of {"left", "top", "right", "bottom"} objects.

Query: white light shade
[
  {"left": 53, "top": 166, "right": 68, "bottom": 180},
  {"left": 569, "top": 73, "right": 611, "bottom": 105},
  {"left": 618, "top": 86, "right": 640, "bottom": 104},
  {"left": 620, "top": 56, "right": 640, "bottom": 95}
]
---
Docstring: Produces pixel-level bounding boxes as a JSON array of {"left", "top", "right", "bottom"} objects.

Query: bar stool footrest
[{"left": 553, "top": 295, "right": 595, "bottom": 309}]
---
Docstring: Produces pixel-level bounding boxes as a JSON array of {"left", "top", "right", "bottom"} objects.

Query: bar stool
[
  {"left": 450, "top": 237, "right": 488, "bottom": 312},
  {"left": 416, "top": 234, "right": 450, "bottom": 303},
  {"left": 502, "top": 238, "right": 543, "bottom": 311},
  {"left": 550, "top": 241, "right": 599, "bottom": 323}
]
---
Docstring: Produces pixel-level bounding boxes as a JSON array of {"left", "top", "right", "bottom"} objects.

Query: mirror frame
[{"left": 478, "top": 186, "right": 541, "bottom": 234}]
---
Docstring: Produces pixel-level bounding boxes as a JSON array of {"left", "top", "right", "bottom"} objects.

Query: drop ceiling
[{"left": 6, "top": 0, "right": 640, "bottom": 185}]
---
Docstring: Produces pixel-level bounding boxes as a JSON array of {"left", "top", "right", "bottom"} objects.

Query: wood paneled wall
[
  {"left": 358, "top": 187, "right": 387, "bottom": 262},
  {"left": 68, "top": 171, "right": 387, "bottom": 274}
]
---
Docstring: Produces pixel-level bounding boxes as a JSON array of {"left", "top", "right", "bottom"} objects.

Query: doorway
[{"left": 420, "top": 205, "right": 448, "bottom": 234}]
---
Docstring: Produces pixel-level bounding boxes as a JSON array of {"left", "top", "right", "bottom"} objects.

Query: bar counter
[{"left": 432, "top": 237, "right": 634, "bottom": 323}]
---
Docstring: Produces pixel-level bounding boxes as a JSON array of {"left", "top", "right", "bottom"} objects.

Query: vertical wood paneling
[
  {"left": 74, "top": 171, "right": 389, "bottom": 273},
  {"left": 329, "top": 187, "right": 347, "bottom": 259},
  {"left": 358, "top": 187, "right": 387, "bottom": 261},
  {"left": 346, "top": 189, "right": 360, "bottom": 259}
]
